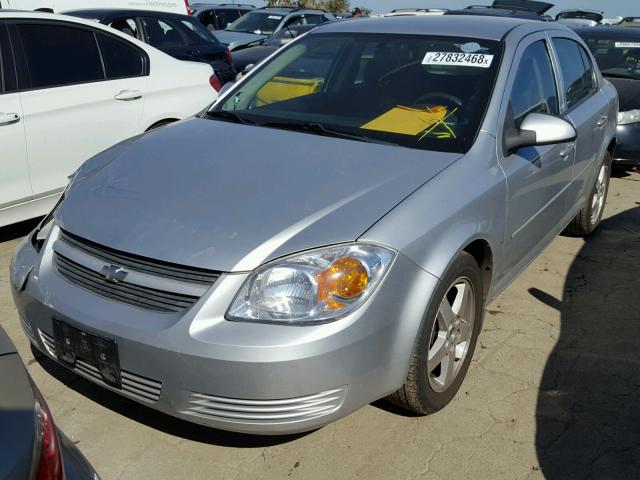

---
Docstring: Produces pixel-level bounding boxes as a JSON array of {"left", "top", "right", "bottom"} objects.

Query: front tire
[
  {"left": 564, "top": 151, "right": 612, "bottom": 236},
  {"left": 388, "top": 252, "right": 484, "bottom": 415}
]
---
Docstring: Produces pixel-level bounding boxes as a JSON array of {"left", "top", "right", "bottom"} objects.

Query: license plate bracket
[{"left": 52, "top": 318, "right": 121, "bottom": 389}]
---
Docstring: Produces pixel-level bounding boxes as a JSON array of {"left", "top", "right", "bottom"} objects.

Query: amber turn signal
[{"left": 316, "top": 257, "right": 369, "bottom": 310}]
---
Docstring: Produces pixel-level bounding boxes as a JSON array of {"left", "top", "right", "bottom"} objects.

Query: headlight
[
  {"left": 617, "top": 109, "right": 640, "bottom": 125},
  {"left": 227, "top": 243, "right": 396, "bottom": 325}
]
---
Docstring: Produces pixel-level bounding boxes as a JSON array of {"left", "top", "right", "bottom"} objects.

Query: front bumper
[
  {"left": 11, "top": 227, "right": 437, "bottom": 435},
  {"left": 614, "top": 123, "right": 640, "bottom": 166}
]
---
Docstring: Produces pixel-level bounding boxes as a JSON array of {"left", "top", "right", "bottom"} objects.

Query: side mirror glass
[{"left": 504, "top": 113, "right": 577, "bottom": 154}]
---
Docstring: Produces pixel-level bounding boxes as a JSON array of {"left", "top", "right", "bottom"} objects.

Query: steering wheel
[
  {"left": 376, "top": 60, "right": 422, "bottom": 87},
  {"left": 411, "top": 92, "right": 463, "bottom": 110}
]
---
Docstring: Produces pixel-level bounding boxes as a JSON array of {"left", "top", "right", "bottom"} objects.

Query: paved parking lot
[{"left": 1, "top": 171, "right": 639, "bottom": 480}]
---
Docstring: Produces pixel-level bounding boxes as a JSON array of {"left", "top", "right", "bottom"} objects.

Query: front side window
[
  {"left": 97, "top": 33, "right": 145, "bottom": 79},
  {"left": 210, "top": 33, "right": 502, "bottom": 153},
  {"left": 510, "top": 40, "right": 559, "bottom": 128},
  {"left": 17, "top": 23, "right": 103, "bottom": 89},
  {"left": 214, "top": 9, "right": 242, "bottom": 30},
  {"left": 142, "top": 17, "right": 186, "bottom": 48},
  {"left": 225, "top": 11, "right": 283, "bottom": 35},
  {"left": 553, "top": 38, "right": 596, "bottom": 110},
  {"left": 580, "top": 33, "right": 640, "bottom": 81}
]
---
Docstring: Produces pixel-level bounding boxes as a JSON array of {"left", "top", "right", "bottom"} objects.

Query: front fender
[{"left": 360, "top": 132, "right": 507, "bottom": 300}]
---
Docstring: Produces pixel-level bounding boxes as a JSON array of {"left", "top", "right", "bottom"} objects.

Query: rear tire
[
  {"left": 564, "top": 151, "right": 612, "bottom": 237},
  {"left": 388, "top": 252, "right": 483, "bottom": 415}
]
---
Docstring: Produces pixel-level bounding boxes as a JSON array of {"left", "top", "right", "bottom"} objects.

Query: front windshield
[
  {"left": 209, "top": 33, "right": 502, "bottom": 153},
  {"left": 226, "top": 11, "right": 283, "bottom": 35},
  {"left": 581, "top": 35, "right": 640, "bottom": 80}
]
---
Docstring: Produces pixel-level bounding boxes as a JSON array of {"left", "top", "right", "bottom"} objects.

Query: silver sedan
[{"left": 11, "top": 15, "right": 617, "bottom": 435}]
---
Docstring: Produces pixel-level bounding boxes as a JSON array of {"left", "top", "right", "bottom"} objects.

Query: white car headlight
[
  {"left": 227, "top": 243, "right": 396, "bottom": 325},
  {"left": 617, "top": 109, "right": 640, "bottom": 125}
]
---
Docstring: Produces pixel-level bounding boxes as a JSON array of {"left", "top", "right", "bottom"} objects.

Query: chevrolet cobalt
[{"left": 11, "top": 16, "right": 617, "bottom": 435}]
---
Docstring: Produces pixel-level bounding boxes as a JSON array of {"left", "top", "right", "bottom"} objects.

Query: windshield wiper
[
  {"left": 261, "top": 121, "right": 398, "bottom": 146},
  {"left": 205, "top": 110, "right": 256, "bottom": 125}
]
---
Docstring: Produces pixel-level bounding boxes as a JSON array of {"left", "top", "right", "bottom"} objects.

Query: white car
[
  {"left": 0, "top": 11, "right": 218, "bottom": 227},
  {"left": 0, "top": 0, "right": 190, "bottom": 14}
]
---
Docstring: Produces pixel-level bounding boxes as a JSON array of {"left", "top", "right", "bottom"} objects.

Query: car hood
[
  {"left": 607, "top": 77, "right": 640, "bottom": 110},
  {"left": 214, "top": 31, "right": 267, "bottom": 50},
  {"left": 57, "top": 118, "right": 461, "bottom": 272}
]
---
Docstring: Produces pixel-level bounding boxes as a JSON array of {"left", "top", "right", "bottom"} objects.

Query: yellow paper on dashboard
[
  {"left": 362, "top": 105, "right": 447, "bottom": 136},
  {"left": 256, "top": 76, "right": 324, "bottom": 106}
]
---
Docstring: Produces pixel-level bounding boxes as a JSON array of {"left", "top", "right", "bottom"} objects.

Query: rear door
[
  {"left": 550, "top": 36, "right": 609, "bottom": 197},
  {"left": 498, "top": 34, "right": 574, "bottom": 275},
  {"left": 0, "top": 22, "right": 31, "bottom": 213},
  {"left": 10, "top": 20, "right": 146, "bottom": 197}
]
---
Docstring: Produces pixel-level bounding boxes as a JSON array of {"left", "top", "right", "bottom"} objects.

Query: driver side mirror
[{"left": 504, "top": 113, "right": 577, "bottom": 154}]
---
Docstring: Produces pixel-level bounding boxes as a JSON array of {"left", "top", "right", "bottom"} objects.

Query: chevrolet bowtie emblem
[{"left": 100, "top": 265, "right": 128, "bottom": 283}]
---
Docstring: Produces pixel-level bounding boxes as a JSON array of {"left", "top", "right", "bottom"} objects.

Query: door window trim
[{"left": 7, "top": 19, "right": 149, "bottom": 93}]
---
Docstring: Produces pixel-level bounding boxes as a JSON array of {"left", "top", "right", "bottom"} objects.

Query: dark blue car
[{"left": 67, "top": 8, "right": 236, "bottom": 84}]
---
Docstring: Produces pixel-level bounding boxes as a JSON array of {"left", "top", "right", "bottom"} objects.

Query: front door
[
  {"left": 497, "top": 35, "right": 575, "bottom": 277},
  {"left": 0, "top": 22, "right": 31, "bottom": 220}
]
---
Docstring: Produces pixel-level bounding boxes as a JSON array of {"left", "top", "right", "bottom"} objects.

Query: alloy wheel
[{"left": 427, "top": 278, "right": 475, "bottom": 393}]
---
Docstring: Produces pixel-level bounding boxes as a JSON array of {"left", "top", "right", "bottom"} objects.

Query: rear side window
[
  {"left": 97, "top": 33, "right": 146, "bottom": 79},
  {"left": 17, "top": 23, "right": 104, "bottom": 89},
  {"left": 179, "top": 18, "right": 216, "bottom": 43},
  {"left": 553, "top": 38, "right": 597, "bottom": 110},
  {"left": 142, "top": 17, "right": 187, "bottom": 48},
  {"left": 510, "top": 40, "right": 559, "bottom": 127}
]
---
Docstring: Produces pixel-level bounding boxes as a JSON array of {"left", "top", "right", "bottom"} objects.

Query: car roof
[
  {"left": 573, "top": 26, "right": 640, "bottom": 38},
  {"left": 314, "top": 15, "right": 560, "bottom": 41},
  {"left": 64, "top": 8, "right": 190, "bottom": 19}
]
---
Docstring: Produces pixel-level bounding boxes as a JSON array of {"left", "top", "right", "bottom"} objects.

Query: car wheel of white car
[
  {"left": 564, "top": 151, "right": 612, "bottom": 237},
  {"left": 388, "top": 251, "right": 483, "bottom": 415}
]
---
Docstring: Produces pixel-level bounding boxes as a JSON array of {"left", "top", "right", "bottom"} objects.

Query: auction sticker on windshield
[
  {"left": 615, "top": 42, "right": 640, "bottom": 48},
  {"left": 422, "top": 52, "right": 494, "bottom": 68}
]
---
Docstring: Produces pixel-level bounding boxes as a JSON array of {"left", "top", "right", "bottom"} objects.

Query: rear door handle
[
  {"left": 114, "top": 90, "right": 143, "bottom": 101},
  {"left": 0, "top": 112, "right": 20, "bottom": 125},
  {"left": 596, "top": 115, "right": 608, "bottom": 128},
  {"left": 560, "top": 143, "right": 575, "bottom": 160}
]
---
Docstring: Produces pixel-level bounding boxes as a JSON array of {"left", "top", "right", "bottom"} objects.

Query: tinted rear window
[
  {"left": 18, "top": 23, "right": 104, "bottom": 88},
  {"left": 97, "top": 33, "right": 146, "bottom": 79}
]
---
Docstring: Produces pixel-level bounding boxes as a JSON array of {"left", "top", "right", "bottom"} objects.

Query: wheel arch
[{"left": 145, "top": 118, "right": 179, "bottom": 132}]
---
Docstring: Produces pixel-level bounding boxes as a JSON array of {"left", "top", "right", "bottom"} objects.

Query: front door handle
[
  {"left": 0, "top": 112, "right": 20, "bottom": 125},
  {"left": 560, "top": 143, "right": 575, "bottom": 160},
  {"left": 596, "top": 115, "right": 608, "bottom": 128},
  {"left": 114, "top": 90, "right": 143, "bottom": 101}
]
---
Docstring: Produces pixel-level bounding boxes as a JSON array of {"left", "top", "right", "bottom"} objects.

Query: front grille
[
  {"left": 39, "top": 330, "right": 162, "bottom": 403},
  {"left": 58, "top": 230, "right": 218, "bottom": 285},
  {"left": 183, "top": 387, "right": 347, "bottom": 425},
  {"left": 53, "top": 229, "right": 220, "bottom": 313},
  {"left": 54, "top": 253, "right": 199, "bottom": 313}
]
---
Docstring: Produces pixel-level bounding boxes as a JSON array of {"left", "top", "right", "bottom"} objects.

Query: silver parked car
[{"left": 11, "top": 16, "right": 617, "bottom": 435}]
